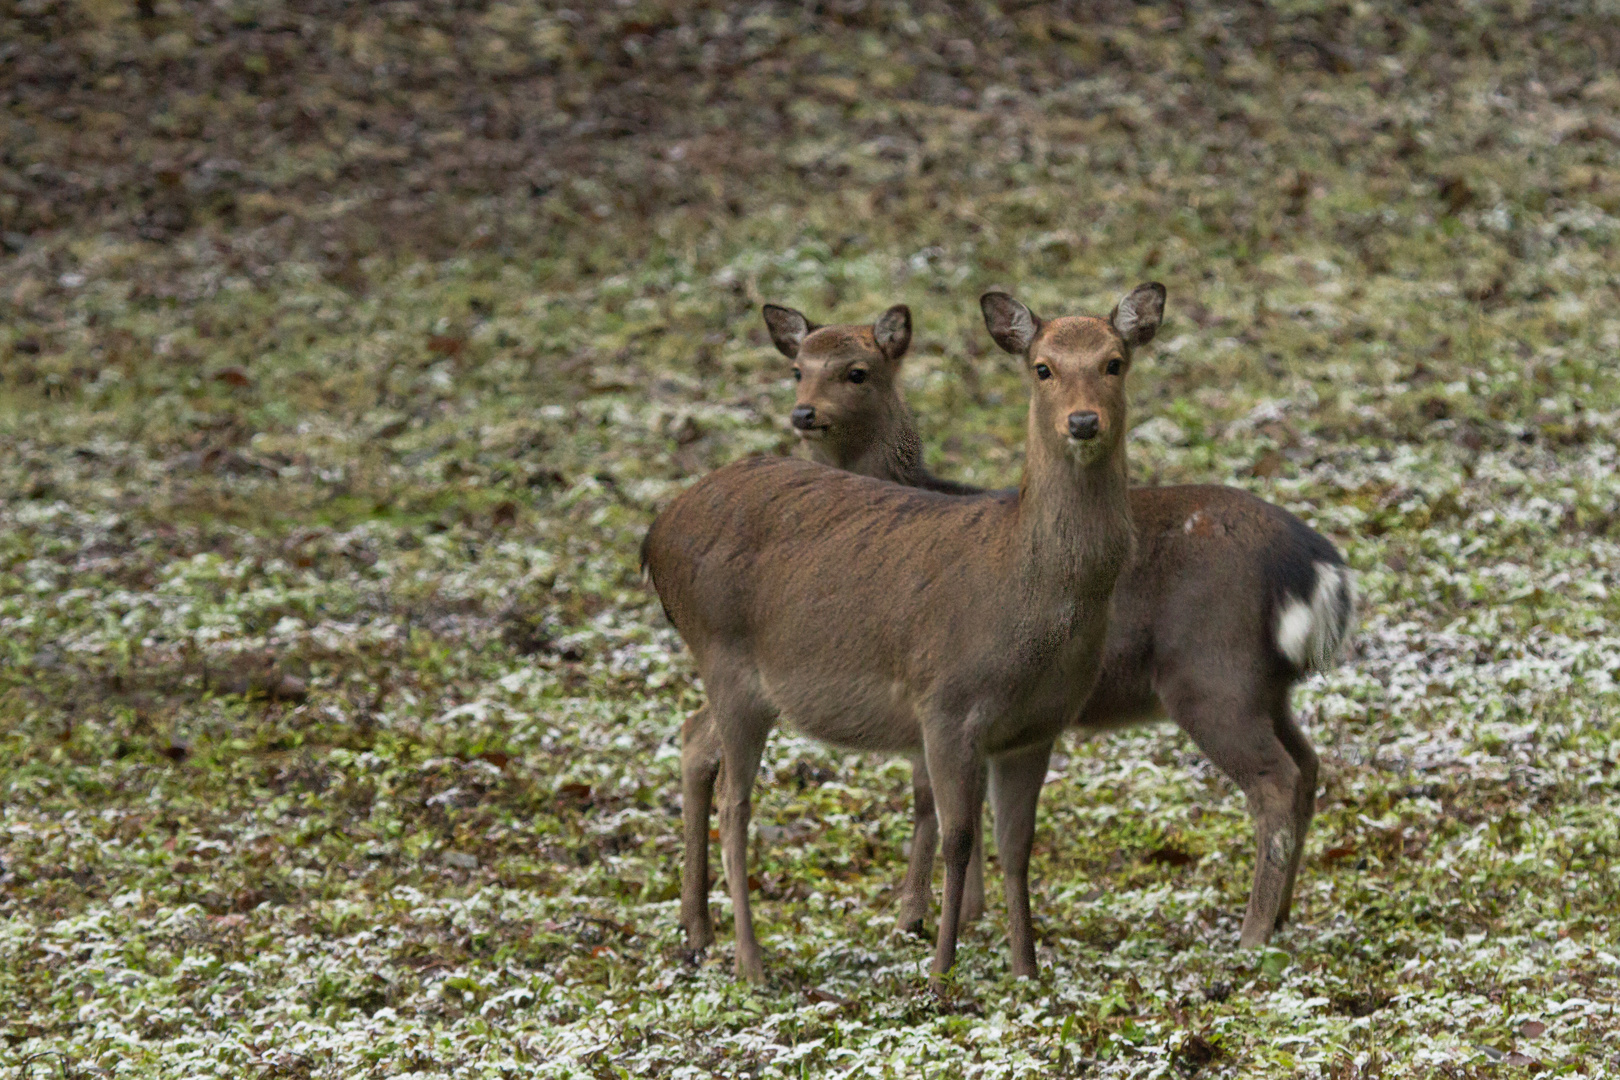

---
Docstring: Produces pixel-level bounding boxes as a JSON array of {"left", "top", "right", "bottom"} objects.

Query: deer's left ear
[
  {"left": 1110, "top": 283, "right": 1166, "bottom": 348},
  {"left": 872, "top": 305, "right": 911, "bottom": 362}
]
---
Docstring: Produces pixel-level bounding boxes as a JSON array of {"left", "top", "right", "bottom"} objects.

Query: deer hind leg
[
  {"left": 712, "top": 688, "right": 774, "bottom": 984},
  {"left": 988, "top": 740, "right": 1054, "bottom": 978},
  {"left": 680, "top": 705, "right": 724, "bottom": 954},
  {"left": 921, "top": 728, "right": 987, "bottom": 989},
  {"left": 895, "top": 753, "right": 938, "bottom": 937},
  {"left": 1167, "top": 685, "right": 1308, "bottom": 949},
  {"left": 1269, "top": 704, "right": 1319, "bottom": 930}
]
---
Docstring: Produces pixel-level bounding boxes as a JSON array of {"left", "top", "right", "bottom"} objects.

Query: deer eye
[
  {"left": 1034, "top": 363, "right": 1052, "bottom": 380},
  {"left": 792, "top": 367, "right": 801, "bottom": 382},
  {"left": 847, "top": 368, "right": 867, "bottom": 384},
  {"left": 1106, "top": 358, "right": 1122, "bottom": 375}
]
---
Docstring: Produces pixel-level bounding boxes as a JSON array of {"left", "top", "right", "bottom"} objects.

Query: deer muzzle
[
  {"left": 791, "top": 405, "right": 826, "bottom": 436},
  {"left": 1067, "top": 411, "right": 1100, "bottom": 441}
]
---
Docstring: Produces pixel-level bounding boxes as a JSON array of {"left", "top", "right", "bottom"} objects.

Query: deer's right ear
[
  {"left": 762, "top": 304, "right": 817, "bottom": 359},
  {"left": 980, "top": 292, "right": 1041, "bottom": 356}
]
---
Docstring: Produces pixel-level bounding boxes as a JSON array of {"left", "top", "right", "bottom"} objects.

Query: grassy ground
[{"left": 4, "top": 1, "right": 1620, "bottom": 1076}]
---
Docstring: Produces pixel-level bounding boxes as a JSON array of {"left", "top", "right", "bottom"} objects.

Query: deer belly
[
  {"left": 1076, "top": 676, "right": 1165, "bottom": 731},
  {"left": 762, "top": 669, "right": 923, "bottom": 753}
]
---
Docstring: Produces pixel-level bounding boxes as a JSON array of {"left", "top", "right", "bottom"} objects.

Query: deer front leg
[
  {"left": 680, "top": 706, "right": 724, "bottom": 954},
  {"left": 922, "top": 730, "right": 987, "bottom": 990},
  {"left": 897, "top": 757, "right": 985, "bottom": 937},
  {"left": 715, "top": 708, "right": 771, "bottom": 983},
  {"left": 989, "top": 739, "right": 1054, "bottom": 978}
]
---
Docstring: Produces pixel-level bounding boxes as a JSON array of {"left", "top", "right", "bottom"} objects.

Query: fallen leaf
[
  {"left": 1579, "top": 115, "right": 1620, "bottom": 145},
  {"left": 1145, "top": 844, "right": 1198, "bottom": 867},
  {"left": 1519, "top": 1020, "right": 1545, "bottom": 1038},
  {"left": 267, "top": 674, "right": 308, "bottom": 702},
  {"left": 1176, "top": 1033, "right": 1218, "bottom": 1065},
  {"left": 427, "top": 335, "right": 464, "bottom": 357},
  {"left": 672, "top": 415, "right": 703, "bottom": 445},
  {"left": 1438, "top": 174, "right": 1475, "bottom": 213},
  {"left": 1323, "top": 845, "right": 1358, "bottom": 864},
  {"left": 213, "top": 366, "right": 252, "bottom": 387},
  {"left": 1332, "top": 990, "right": 1388, "bottom": 1017},
  {"left": 1250, "top": 451, "right": 1284, "bottom": 479},
  {"left": 558, "top": 782, "right": 592, "bottom": 804},
  {"left": 371, "top": 417, "right": 409, "bottom": 440}
]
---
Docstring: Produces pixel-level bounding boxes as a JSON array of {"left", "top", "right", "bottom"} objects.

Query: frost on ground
[{"left": 4, "top": 3, "right": 1620, "bottom": 1077}]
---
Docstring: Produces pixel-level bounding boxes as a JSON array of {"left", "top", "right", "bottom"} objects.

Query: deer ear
[
  {"left": 980, "top": 292, "right": 1041, "bottom": 356},
  {"left": 1110, "top": 282, "right": 1166, "bottom": 348},
  {"left": 872, "top": 304, "right": 911, "bottom": 361},
  {"left": 762, "top": 304, "right": 817, "bottom": 359}
]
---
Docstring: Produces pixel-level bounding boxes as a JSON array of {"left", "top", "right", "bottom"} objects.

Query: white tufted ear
[
  {"left": 762, "top": 304, "right": 817, "bottom": 358},
  {"left": 1109, "top": 283, "right": 1166, "bottom": 348},
  {"left": 872, "top": 304, "right": 912, "bottom": 361},
  {"left": 980, "top": 292, "right": 1042, "bottom": 355}
]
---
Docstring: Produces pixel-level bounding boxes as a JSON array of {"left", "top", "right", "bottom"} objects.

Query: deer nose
[
  {"left": 791, "top": 405, "right": 818, "bottom": 430},
  {"left": 1068, "top": 411, "right": 1100, "bottom": 440}
]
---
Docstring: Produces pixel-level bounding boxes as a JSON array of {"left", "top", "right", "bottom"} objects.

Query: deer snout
[
  {"left": 1067, "top": 411, "right": 1100, "bottom": 441},
  {"left": 791, "top": 405, "right": 818, "bottom": 431}
]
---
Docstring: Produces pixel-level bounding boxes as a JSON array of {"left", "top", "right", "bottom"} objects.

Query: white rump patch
[{"left": 1275, "top": 561, "right": 1356, "bottom": 671}]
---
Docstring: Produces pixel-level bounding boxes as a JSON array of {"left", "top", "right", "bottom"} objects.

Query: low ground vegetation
[{"left": 3, "top": 2, "right": 1620, "bottom": 1076}]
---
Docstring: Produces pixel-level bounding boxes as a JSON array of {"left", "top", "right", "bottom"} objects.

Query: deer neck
[
  {"left": 1014, "top": 419, "right": 1134, "bottom": 596},
  {"left": 811, "top": 399, "right": 933, "bottom": 488}
]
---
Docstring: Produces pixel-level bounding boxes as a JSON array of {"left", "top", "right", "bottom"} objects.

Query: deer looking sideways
[
  {"left": 680, "top": 293, "right": 1355, "bottom": 968},
  {"left": 644, "top": 285, "right": 1165, "bottom": 986}
]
